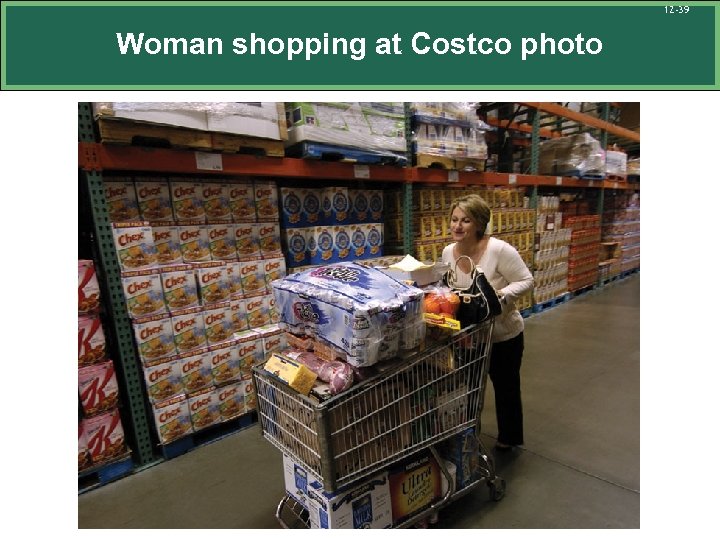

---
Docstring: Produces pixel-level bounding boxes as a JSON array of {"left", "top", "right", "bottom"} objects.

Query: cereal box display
[
  {"left": 177, "top": 348, "right": 214, "bottom": 393},
  {"left": 228, "top": 182, "right": 256, "bottom": 222},
  {"left": 209, "top": 340, "right": 241, "bottom": 385},
  {"left": 135, "top": 179, "right": 173, "bottom": 222},
  {"left": 323, "top": 186, "right": 350, "bottom": 224},
  {"left": 368, "top": 190, "right": 384, "bottom": 222},
  {"left": 257, "top": 222, "right": 282, "bottom": 257},
  {"left": 132, "top": 314, "right": 177, "bottom": 365},
  {"left": 78, "top": 259, "right": 101, "bottom": 315},
  {"left": 280, "top": 186, "right": 303, "bottom": 227},
  {"left": 105, "top": 179, "right": 140, "bottom": 222},
  {"left": 234, "top": 223, "right": 261, "bottom": 259},
  {"left": 188, "top": 387, "right": 221, "bottom": 431},
  {"left": 255, "top": 182, "right": 279, "bottom": 221},
  {"left": 152, "top": 225, "right": 183, "bottom": 266},
  {"left": 228, "top": 296, "right": 248, "bottom": 333},
  {"left": 349, "top": 225, "right": 367, "bottom": 259},
  {"left": 197, "top": 263, "right": 232, "bottom": 305},
  {"left": 207, "top": 223, "right": 237, "bottom": 261},
  {"left": 365, "top": 223, "right": 384, "bottom": 257},
  {"left": 78, "top": 422, "right": 92, "bottom": 471},
  {"left": 245, "top": 293, "right": 270, "bottom": 329},
  {"left": 203, "top": 302, "right": 233, "bottom": 345},
  {"left": 84, "top": 409, "right": 127, "bottom": 464},
  {"left": 263, "top": 257, "right": 287, "bottom": 288},
  {"left": 178, "top": 225, "right": 211, "bottom": 263},
  {"left": 170, "top": 180, "right": 206, "bottom": 222},
  {"left": 215, "top": 382, "right": 245, "bottom": 421},
  {"left": 309, "top": 226, "right": 334, "bottom": 265},
  {"left": 257, "top": 324, "right": 287, "bottom": 361},
  {"left": 160, "top": 265, "right": 200, "bottom": 311},
  {"left": 78, "top": 360, "right": 119, "bottom": 417},
  {"left": 170, "top": 307, "right": 207, "bottom": 354},
  {"left": 153, "top": 395, "right": 193, "bottom": 444},
  {"left": 226, "top": 262, "right": 242, "bottom": 295},
  {"left": 238, "top": 260, "right": 267, "bottom": 295},
  {"left": 302, "top": 188, "right": 322, "bottom": 225},
  {"left": 241, "top": 375, "right": 257, "bottom": 412},
  {"left": 121, "top": 270, "right": 166, "bottom": 319},
  {"left": 78, "top": 315, "right": 106, "bottom": 366},
  {"left": 143, "top": 357, "right": 184, "bottom": 402},
  {"left": 350, "top": 189, "right": 370, "bottom": 223},
  {"left": 202, "top": 183, "right": 232, "bottom": 222},
  {"left": 236, "top": 330, "right": 263, "bottom": 369},
  {"left": 284, "top": 228, "right": 310, "bottom": 268},
  {"left": 112, "top": 223, "right": 158, "bottom": 272}
]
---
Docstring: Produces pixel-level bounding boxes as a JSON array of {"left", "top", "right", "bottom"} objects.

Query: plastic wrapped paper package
[
  {"left": 271, "top": 263, "right": 425, "bottom": 367},
  {"left": 606, "top": 150, "right": 628, "bottom": 176},
  {"left": 539, "top": 133, "right": 606, "bottom": 177}
]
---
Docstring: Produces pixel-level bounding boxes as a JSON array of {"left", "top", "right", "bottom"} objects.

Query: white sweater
[{"left": 442, "top": 237, "right": 534, "bottom": 343}]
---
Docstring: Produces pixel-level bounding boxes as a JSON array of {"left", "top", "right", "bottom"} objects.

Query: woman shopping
[{"left": 442, "top": 194, "right": 534, "bottom": 450}]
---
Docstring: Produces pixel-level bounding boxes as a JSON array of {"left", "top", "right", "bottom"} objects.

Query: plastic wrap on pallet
[
  {"left": 627, "top": 158, "right": 640, "bottom": 176},
  {"left": 538, "top": 133, "right": 606, "bottom": 177},
  {"left": 605, "top": 150, "right": 627, "bottom": 176},
  {"left": 410, "top": 102, "right": 487, "bottom": 160},
  {"left": 271, "top": 262, "right": 425, "bottom": 367},
  {"left": 284, "top": 102, "right": 406, "bottom": 152}
]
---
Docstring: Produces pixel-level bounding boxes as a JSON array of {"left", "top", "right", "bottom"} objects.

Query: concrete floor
[{"left": 78, "top": 274, "right": 640, "bottom": 529}]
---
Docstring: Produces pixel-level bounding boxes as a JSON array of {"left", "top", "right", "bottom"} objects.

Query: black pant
[{"left": 488, "top": 332, "right": 524, "bottom": 446}]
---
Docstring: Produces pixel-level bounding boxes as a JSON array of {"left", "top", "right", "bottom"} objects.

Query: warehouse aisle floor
[{"left": 78, "top": 274, "right": 640, "bottom": 529}]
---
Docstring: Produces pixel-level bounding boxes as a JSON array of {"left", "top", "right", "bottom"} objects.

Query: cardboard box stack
[
  {"left": 564, "top": 214, "right": 601, "bottom": 292},
  {"left": 539, "top": 133, "right": 605, "bottom": 178},
  {"left": 602, "top": 192, "right": 640, "bottom": 276},
  {"left": 533, "top": 195, "right": 571, "bottom": 305}
]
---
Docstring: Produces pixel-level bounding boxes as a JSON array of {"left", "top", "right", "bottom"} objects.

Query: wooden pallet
[
  {"left": 415, "top": 154, "right": 455, "bottom": 169},
  {"left": 606, "top": 174, "right": 627, "bottom": 182},
  {"left": 210, "top": 132, "right": 285, "bottom": 156},
  {"left": 454, "top": 157, "right": 486, "bottom": 172}
]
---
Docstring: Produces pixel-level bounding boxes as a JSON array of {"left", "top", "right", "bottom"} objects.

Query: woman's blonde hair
[{"left": 449, "top": 194, "right": 492, "bottom": 239}]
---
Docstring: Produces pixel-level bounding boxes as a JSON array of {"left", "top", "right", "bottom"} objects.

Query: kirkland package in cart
[{"left": 271, "top": 262, "right": 425, "bottom": 367}]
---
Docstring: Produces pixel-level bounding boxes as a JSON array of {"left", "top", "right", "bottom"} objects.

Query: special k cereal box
[
  {"left": 78, "top": 422, "right": 92, "bottom": 471},
  {"left": 188, "top": 387, "right": 221, "bottom": 432},
  {"left": 215, "top": 382, "right": 245, "bottom": 421},
  {"left": 78, "top": 259, "right": 101, "bottom": 315},
  {"left": 207, "top": 223, "right": 237, "bottom": 261},
  {"left": 105, "top": 179, "right": 140, "bottom": 222},
  {"left": 255, "top": 182, "right": 279, "bottom": 221},
  {"left": 177, "top": 348, "right": 213, "bottom": 394},
  {"left": 209, "top": 340, "right": 241, "bottom": 385},
  {"left": 228, "top": 295, "right": 248, "bottom": 334},
  {"left": 121, "top": 270, "right": 166, "bottom": 319},
  {"left": 203, "top": 302, "right": 233, "bottom": 345},
  {"left": 135, "top": 178, "right": 173, "bottom": 222},
  {"left": 256, "top": 222, "right": 282, "bottom": 257},
  {"left": 236, "top": 330, "right": 263, "bottom": 369},
  {"left": 84, "top": 409, "right": 127, "bottom": 464},
  {"left": 112, "top": 223, "right": 158, "bottom": 272},
  {"left": 228, "top": 182, "right": 256, "bottom": 222},
  {"left": 178, "top": 225, "right": 211, "bottom": 263},
  {"left": 170, "top": 306, "right": 207, "bottom": 354},
  {"left": 132, "top": 314, "right": 177, "bottom": 365},
  {"left": 160, "top": 265, "right": 199, "bottom": 311},
  {"left": 170, "top": 180, "right": 206, "bottom": 222},
  {"left": 153, "top": 395, "right": 192, "bottom": 444},
  {"left": 238, "top": 260, "right": 267, "bottom": 295},
  {"left": 202, "top": 183, "right": 232, "bottom": 222},
  {"left": 234, "top": 223, "right": 261, "bottom": 260},
  {"left": 245, "top": 293, "right": 270, "bottom": 329},
  {"left": 78, "top": 360, "right": 119, "bottom": 417},
  {"left": 143, "top": 357, "right": 184, "bottom": 403},
  {"left": 152, "top": 225, "right": 183, "bottom": 266},
  {"left": 263, "top": 257, "right": 286, "bottom": 289},
  {"left": 78, "top": 316, "right": 106, "bottom": 366},
  {"left": 196, "top": 262, "right": 232, "bottom": 305}
]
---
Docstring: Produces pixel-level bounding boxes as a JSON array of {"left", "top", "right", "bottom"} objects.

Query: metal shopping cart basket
[{"left": 252, "top": 320, "right": 505, "bottom": 528}]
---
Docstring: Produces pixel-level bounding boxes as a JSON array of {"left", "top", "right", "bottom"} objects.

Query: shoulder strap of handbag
[{"left": 448, "top": 255, "right": 481, "bottom": 293}]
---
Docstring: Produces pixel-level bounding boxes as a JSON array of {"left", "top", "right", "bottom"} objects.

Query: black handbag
[{"left": 442, "top": 255, "right": 502, "bottom": 327}]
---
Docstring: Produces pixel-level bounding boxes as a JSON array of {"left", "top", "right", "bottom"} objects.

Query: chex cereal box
[
  {"left": 177, "top": 348, "right": 213, "bottom": 394},
  {"left": 153, "top": 395, "right": 192, "bottom": 444},
  {"left": 228, "top": 182, "right": 256, "bottom": 222},
  {"left": 112, "top": 223, "right": 158, "bottom": 272},
  {"left": 245, "top": 293, "right": 270, "bottom": 329},
  {"left": 207, "top": 223, "right": 237, "bottom": 261},
  {"left": 132, "top": 314, "right": 177, "bottom": 365},
  {"left": 263, "top": 294, "right": 281, "bottom": 325},
  {"left": 188, "top": 387, "right": 221, "bottom": 432},
  {"left": 78, "top": 360, "right": 119, "bottom": 417},
  {"left": 235, "top": 330, "right": 263, "bottom": 369},
  {"left": 143, "top": 357, "right": 184, "bottom": 403},
  {"left": 203, "top": 302, "right": 233, "bottom": 345},
  {"left": 228, "top": 295, "right": 248, "bottom": 334},
  {"left": 257, "top": 222, "right": 282, "bottom": 257},
  {"left": 170, "top": 307, "right": 207, "bottom": 354},
  {"left": 226, "top": 262, "right": 242, "bottom": 295},
  {"left": 78, "top": 316, "right": 106, "bottom": 367},
  {"left": 234, "top": 223, "right": 261, "bottom": 260},
  {"left": 121, "top": 270, "right": 166, "bottom": 319},
  {"left": 78, "top": 422, "right": 92, "bottom": 471},
  {"left": 196, "top": 262, "right": 232, "bottom": 305},
  {"left": 160, "top": 265, "right": 199, "bottom": 311},
  {"left": 152, "top": 225, "right": 183, "bottom": 266},
  {"left": 215, "top": 382, "right": 245, "bottom": 421},
  {"left": 135, "top": 179, "right": 173, "bottom": 222},
  {"left": 178, "top": 225, "right": 211, "bottom": 263},
  {"left": 241, "top": 375, "right": 257, "bottom": 413},
  {"left": 170, "top": 180, "right": 206, "bottom": 222},
  {"left": 209, "top": 340, "right": 241, "bottom": 385},
  {"left": 257, "top": 324, "right": 286, "bottom": 361},
  {"left": 263, "top": 257, "right": 286, "bottom": 289},
  {"left": 78, "top": 260, "right": 101, "bottom": 315},
  {"left": 105, "top": 179, "right": 140, "bottom": 222},
  {"left": 255, "top": 182, "right": 279, "bottom": 221},
  {"left": 202, "top": 183, "right": 232, "bottom": 222},
  {"left": 238, "top": 260, "right": 267, "bottom": 295},
  {"left": 85, "top": 409, "right": 127, "bottom": 464}
]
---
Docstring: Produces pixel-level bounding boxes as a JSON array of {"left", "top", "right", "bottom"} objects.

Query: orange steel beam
[{"left": 518, "top": 103, "right": 640, "bottom": 142}]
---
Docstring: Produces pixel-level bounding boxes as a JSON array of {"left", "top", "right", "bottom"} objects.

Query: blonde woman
[{"left": 442, "top": 194, "right": 534, "bottom": 450}]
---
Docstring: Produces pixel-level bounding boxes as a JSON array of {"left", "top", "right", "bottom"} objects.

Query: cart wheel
[{"left": 488, "top": 477, "right": 506, "bottom": 501}]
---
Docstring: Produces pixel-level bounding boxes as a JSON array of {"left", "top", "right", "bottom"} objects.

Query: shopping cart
[{"left": 252, "top": 320, "right": 505, "bottom": 529}]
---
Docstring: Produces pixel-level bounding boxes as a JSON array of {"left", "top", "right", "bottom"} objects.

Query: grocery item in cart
[
  {"left": 78, "top": 315, "right": 106, "bottom": 366},
  {"left": 105, "top": 179, "right": 140, "bottom": 222},
  {"left": 153, "top": 395, "right": 193, "bottom": 444},
  {"left": 112, "top": 223, "right": 158, "bottom": 271},
  {"left": 78, "top": 360, "right": 119, "bottom": 416},
  {"left": 78, "top": 260, "right": 101, "bottom": 315},
  {"left": 284, "top": 350, "right": 353, "bottom": 394},
  {"left": 136, "top": 179, "right": 173, "bottom": 222}
]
